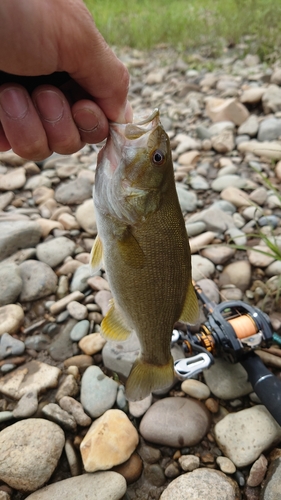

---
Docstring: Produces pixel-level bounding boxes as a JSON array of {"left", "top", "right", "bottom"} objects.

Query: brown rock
[
  {"left": 206, "top": 97, "right": 249, "bottom": 125},
  {"left": 79, "top": 333, "right": 107, "bottom": 355},
  {"left": 112, "top": 452, "right": 143, "bottom": 484},
  {"left": 247, "top": 454, "right": 268, "bottom": 487}
]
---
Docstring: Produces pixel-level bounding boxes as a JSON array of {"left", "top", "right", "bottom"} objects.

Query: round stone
[
  {"left": 36, "top": 236, "right": 75, "bottom": 268},
  {"left": 0, "top": 263, "right": 22, "bottom": 306},
  {"left": 67, "top": 301, "right": 88, "bottom": 320},
  {"left": 23, "top": 472, "right": 126, "bottom": 500},
  {"left": 160, "top": 468, "right": 240, "bottom": 500},
  {"left": 80, "top": 365, "right": 118, "bottom": 418},
  {"left": 0, "top": 419, "right": 65, "bottom": 491},
  {"left": 19, "top": 260, "right": 58, "bottom": 301},
  {"left": 0, "top": 304, "right": 24, "bottom": 336},
  {"left": 75, "top": 198, "right": 97, "bottom": 235},
  {"left": 181, "top": 379, "right": 211, "bottom": 400},
  {"left": 70, "top": 320, "right": 89, "bottom": 341},
  {"left": 139, "top": 397, "right": 211, "bottom": 447}
]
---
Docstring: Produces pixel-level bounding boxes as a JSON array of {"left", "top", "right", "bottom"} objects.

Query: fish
[{"left": 91, "top": 109, "right": 199, "bottom": 401}]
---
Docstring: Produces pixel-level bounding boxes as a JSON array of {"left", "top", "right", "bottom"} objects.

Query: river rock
[
  {"left": 12, "top": 390, "right": 39, "bottom": 418},
  {"left": 261, "top": 451, "right": 281, "bottom": 499},
  {"left": 219, "top": 260, "right": 251, "bottom": 291},
  {"left": 206, "top": 97, "right": 249, "bottom": 125},
  {"left": 203, "top": 358, "right": 252, "bottom": 399},
  {"left": 0, "top": 191, "right": 14, "bottom": 210},
  {"left": 0, "top": 360, "right": 61, "bottom": 399},
  {"left": 59, "top": 396, "right": 92, "bottom": 426},
  {"left": 0, "top": 263, "right": 22, "bottom": 306},
  {"left": 48, "top": 319, "right": 77, "bottom": 361},
  {"left": 75, "top": 198, "right": 97, "bottom": 235},
  {"left": 0, "top": 419, "right": 65, "bottom": 491},
  {"left": 214, "top": 406, "right": 281, "bottom": 467},
  {"left": 0, "top": 167, "right": 26, "bottom": 191},
  {"left": 24, "top": 472, "right": 127, "bottom": 500},
  {"left": 42, "top": 403, "right": 77, "bottom": 432},
  {"left": 70, "top": 264, "right": 93, "bottom": 292},
  {"left": 70, "top": 320, "right": 89, "bottom": 341},
  {"left": 140, "top": 397, "right": 210, "bottom": 447},
  {"left": 262, "top": 84, "right": 281, "bottom": 113},
  {"left": 36, "top": 236, "right": 75, "bottom": 268},
  {"left": 19, "top": 260, "right": 57, "bottom": 301},
  {"left": 0, "top": 304, "right": 24, "bottom": 336},
  {"left": 0, "top": 333, "right": 25, "bottom": 359},
  {"left": 247, "top": 454, "right": 268, "bottom": 487},
  {"left": 175, "top": 185, "right": 198, "bottom": 212},
  {"left": 181, "top": 379, "right": 211, "bottom": 400},
  {"left": 80, "top": 365, "right": 118, "bottom": 418},
  {"left": 258, "top": 117, "right": 281, "bottom": 141},
  {"left": 67, "top": 301, "right": 88, "bottom": 320},
  {"left": 0, "top": 220, "right": 41, "bottom": 261},
  {"left": 191, "top": 255, "right": 215, "bottom": 281},
  {"left": 79, "top": 333, "right": 106, "bottom": 355},
  {"left": 160, "top": 468, "right": 240, "bottom": 500},
  {"left": 80, "top": 409, "right": 139, "bottom": 472},
  {"left": 238, "top": 114, "right": 259, "bottom": 137},
  {"left": 55, "top": 177, "right": 93, "bottom": 204}
]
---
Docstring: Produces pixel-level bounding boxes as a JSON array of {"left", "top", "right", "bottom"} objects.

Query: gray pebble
[
  {"left": 36, "top": 236, "right": 75, "bottom": 268},
  {"left": 70, "top": 320, "right": 90, "bottom": 341},
  {"left": 0, "top": 411, "right": 14, "bottom": 423},
  {"left": 80, "top": 365, "right": 118, "bottom": 418},
  {"left": 11, "top": 257, "right": 48, "bottom": 305},
  {"left": 56, "top": 310, "right": 70, "bottom": 323},
  {"left": 0, "top": 333, "right": 25, "bottom": 360},
  {"left": 55, "top": 177, "right": 93, "bottom": 205},
  {"left": 0, "top": 263, "right": 22, "bottom": 306},
  {"left": 59, "top": 396, "right": 92, "bottom": 427},
  {"left": 1, "top": 364, "right": 16, "bottom": 373},
  {"left": 70, "top": 265, "right": 92, "bottom": 293},
  {"left": 24, "top": 334, "right": 50, "bottom": 351},
  {"left": 116, "top": 385, "right": 127, "bottom": 410},
  {"left": 13, "top": 391, "right": 38, "bottom": 418},
  {"left": 48, "top": 319, "right": 77, "bottom": 361},
  {"left": 64, "top": 439, "right": 81, "bottom": 477},
  {"left": 42, "top": 403, "right": 77, "bottom": 432},
  {"left": 175, "top": 184, "right": 198, "bottom": 212}
]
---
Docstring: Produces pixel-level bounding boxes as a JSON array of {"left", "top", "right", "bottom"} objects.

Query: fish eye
[{"left": 152, "top": 149, "right": 165, "bottom": 165}]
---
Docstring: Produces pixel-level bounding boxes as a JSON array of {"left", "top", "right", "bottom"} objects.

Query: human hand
[{"left": 0, "top": 0, "right": 132, "bottom": 160}]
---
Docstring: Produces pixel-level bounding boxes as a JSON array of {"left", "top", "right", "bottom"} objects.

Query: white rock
[{"left": 214, "top": 405, "right": 281, "bottom": 467}]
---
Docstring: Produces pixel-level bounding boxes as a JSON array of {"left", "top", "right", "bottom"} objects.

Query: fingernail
[
  {"left": 34, "top": 90, "right": 64, "bottom": 122},
  {"left": 73, "top": 108, "right": 99, "bottom": 132},
  {"left": 116, "top": 100, "right": 133, "bottom": 124},
  {"left": 0, "top": 87, "right": 29, "bottom": 119}
]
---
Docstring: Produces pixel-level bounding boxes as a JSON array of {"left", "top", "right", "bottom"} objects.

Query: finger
[
  {"left": 0, "top": 122, "right": 11, "bottom": 151},
  {"left": 32, "top": 85, "right": 85, "bottom": 155},
  {"left": 72, "top": 99, "right": 109, "bottom": 144},
  {"left": 0, "top": 84, "right": 51, "bottom": 160}
]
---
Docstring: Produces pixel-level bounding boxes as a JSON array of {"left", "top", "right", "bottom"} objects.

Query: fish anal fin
[
  {"left": 179, "top": 279, "right": 199, "bottom": 325},
  {"left": 101, "top": 299, "right": 132, "bottom": 341},
  {"left": 125, "top": 356, "right": 174, "bottom": 402},
  {"left": 90, "top": 235, "right": 103, "bottom": 273},
  {"left": 117, "top": 228, "right": 145, "bottom": 269}
]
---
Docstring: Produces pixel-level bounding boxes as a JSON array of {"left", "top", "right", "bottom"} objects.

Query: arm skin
[{"left": 0, "top": 0, "right": 132, "bottom": 160}]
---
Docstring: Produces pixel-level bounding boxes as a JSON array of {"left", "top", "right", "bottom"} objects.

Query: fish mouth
[{"left": 109, "top": 108, "right": 161, "bottom": 141}]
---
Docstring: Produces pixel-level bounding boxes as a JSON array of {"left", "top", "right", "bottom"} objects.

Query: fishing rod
[{"left": 173, "top": 281, "right": 281, "bottom": 426}]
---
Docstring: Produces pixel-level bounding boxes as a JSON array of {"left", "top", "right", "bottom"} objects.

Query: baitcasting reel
[{"left": 173, "top": 281, "right": 281, "bottom": 426}]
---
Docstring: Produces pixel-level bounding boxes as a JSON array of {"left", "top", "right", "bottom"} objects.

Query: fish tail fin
[{"left": 125, "top": 356, "right": 174, "bottom": 402}]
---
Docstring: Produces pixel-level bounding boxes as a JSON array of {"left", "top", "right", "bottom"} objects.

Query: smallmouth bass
[{"left": 91, "top": 109, "right": 198, "bottom": 401}]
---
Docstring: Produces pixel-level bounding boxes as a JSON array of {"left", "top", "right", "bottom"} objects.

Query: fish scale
[{"left": 91, "top": 109, "right": 199, "bottom": 401}]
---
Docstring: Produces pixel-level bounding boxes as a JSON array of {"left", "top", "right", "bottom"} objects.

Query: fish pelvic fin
[
  {"left": 117, "top": 228, "right": 145, "bottom": 269},
  {"left": 101, "top": 299, "right": 132, "bottom": 341},
  {"left": 179, "top": 279, "right": 199, "bottom": 325},
  {"left": 125, "top": 355, "right": 174, "bottom": 402},
  {"left": 90, "top": 235, "right": 103, "bottom": 273}
]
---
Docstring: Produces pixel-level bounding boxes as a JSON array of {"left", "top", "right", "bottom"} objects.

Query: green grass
[{"left": 85, "top": 0, "right": 281, "bottom": 59}]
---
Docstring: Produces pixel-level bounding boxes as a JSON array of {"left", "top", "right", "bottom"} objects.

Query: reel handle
[{"left": 241, "top": 353, "right": 281, "bottom": 426}]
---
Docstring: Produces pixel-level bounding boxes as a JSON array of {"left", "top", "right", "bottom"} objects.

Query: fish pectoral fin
[
  {"left": 117, "top": 228, "right": 145, "bottom": 269},
  {"left": 125, "top": 356, "right": 174, "bottom": 402},
  {"left": 179, "top": 279, "right": 199, "bottom": 325},
  {"left": 90, "top": 235, "right": 103, "bottom": 273},
  {"left": 101, "top": 299, "right": 132, "bottom": 341}
]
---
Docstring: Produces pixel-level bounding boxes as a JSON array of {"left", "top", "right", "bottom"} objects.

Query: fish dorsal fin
[
  {"left": 117, "top": 228, "right": 145, "bottom": 269},
  {"left": 179, "top": 279, "right": 199, "bottom": 325},
  {"left": 90, "top": 235, "right": 103, "bottom": 273},
  {"left": 101, "top": 299, "right": 132, "bottom": 341}
]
